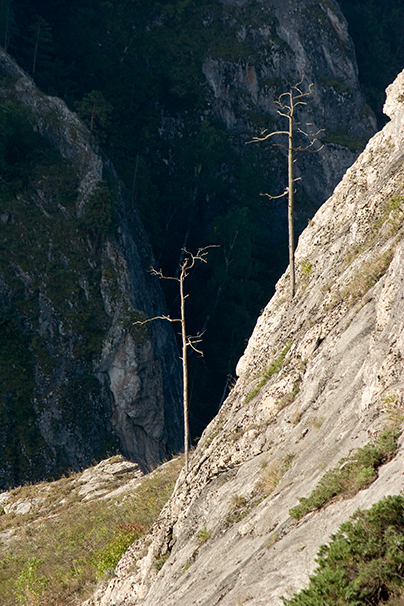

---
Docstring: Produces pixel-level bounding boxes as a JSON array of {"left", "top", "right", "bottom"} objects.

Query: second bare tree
[{"left": 250, "top": 79, "right": 322, "bottom": 299}]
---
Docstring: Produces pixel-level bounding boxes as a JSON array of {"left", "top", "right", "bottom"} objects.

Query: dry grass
[
  {"left": 342, "top": 250, "right": 394, "bottom": 302},
  {"left": 329, "top": 248, "right": 394, "bottom": 312},
  {"left": 310, "top": 416, "right": 324, "bottom": 429},
  {"left": 255, "top": 453, "right": 296, "bottom": 497},
  {"left": 245, "top": 343, "right": 292, "bottom": 403},
  {"left": 0, "top": 456, "right": 183, "bottom": 606}
]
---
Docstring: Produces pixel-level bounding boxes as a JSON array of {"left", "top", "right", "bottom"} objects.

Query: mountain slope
[
  {"left": 84, "top": 68, "right": 404, "bottom": 606},
  {"left": 0, "top": 49, "right": 183, "bottom": 488}
]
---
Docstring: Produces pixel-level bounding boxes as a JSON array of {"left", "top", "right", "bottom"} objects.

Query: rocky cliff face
[
  {"left": 83, "top": 69, "right": 404, "bottom": 605},
  {"left": 198, "top": 0, "right": 376, "bottom": 207},
  {"left": 0, "top": 50, "right": 183, "bottom": 488}
]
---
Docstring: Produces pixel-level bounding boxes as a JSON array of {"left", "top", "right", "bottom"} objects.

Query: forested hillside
[{"left": 1, "top": 0, "right": 403, "bottom": 442}]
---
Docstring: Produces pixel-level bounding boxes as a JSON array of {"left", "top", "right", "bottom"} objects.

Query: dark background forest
[{"left": 1, "top": 0, "right": 404, "bottom": 441}]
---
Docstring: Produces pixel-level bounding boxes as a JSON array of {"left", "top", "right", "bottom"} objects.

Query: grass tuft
[
  {"left": 196, "top": 526, "right": 211, "bottom": 544},
  {"left": 256, "top": 453, "right": 296, "bottom": 498},
  {"left": 245, "top": 342, "right": 292, "bottom": 402}
]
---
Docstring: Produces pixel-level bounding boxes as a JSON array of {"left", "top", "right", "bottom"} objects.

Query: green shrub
[
  {"left": 78, "top": 181, "right": 119, "bottom": 241},
  {"left": 289, "top": 429, "right": 401, "bottom": 520},
  {"left": 325, "top": 128, "right": 363, "bottom": 150},
  {"left": 14, "top": 557, "right": 49, "bottom": 606},
  {"left": 153, "top": 552, "right": 170, "bottom": 571},
  {"left": 94, "top": 522, "right": 146, "bottom": 578},
  {"left": 283, "top": 495, "right": 404, "bottom": 606},
  {"left": 319, "top": 76, "right": 351, "bottom": 95},
  {"left": 299, "top": 259, "right": 313, "bottom": 288}
]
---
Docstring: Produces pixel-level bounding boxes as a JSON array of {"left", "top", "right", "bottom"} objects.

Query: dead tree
[
  {"left": 250, "top": 79, "right": 323, "bottom": 299},
  {"left": 134, "top": 246, "right": 216, "bottom": 473}
]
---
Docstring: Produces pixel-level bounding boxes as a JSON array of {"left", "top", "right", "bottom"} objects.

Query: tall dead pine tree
[
  {"left": 135, "top": 247, "right": 215, "bottom": 473},
  {"left": 250, "top": 79, "right": 322, "bottom": 299}
]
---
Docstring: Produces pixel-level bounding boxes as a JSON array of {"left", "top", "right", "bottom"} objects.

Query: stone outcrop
[
  {"left": 0, "top": 456, "right": 143, "bottom": 517},
  {"left": 0, "top": 50, "right": 183, "bottom": 487},
  {"left": 83, "top": 68, "right": 404, "bottom": 605}
]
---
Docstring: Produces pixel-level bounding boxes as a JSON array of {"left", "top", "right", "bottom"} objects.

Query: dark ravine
[
  {"left": 82, "top": 69, "right": 404, "bottom": 606},
  {"left": 1, "top": 0, "right": 380, "bottom": 443},
  {"left": 0, "top": 49, "right": 183, "bottom": 488}
]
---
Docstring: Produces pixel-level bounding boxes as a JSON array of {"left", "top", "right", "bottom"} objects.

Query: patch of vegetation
[
  {"left": 153, "top": 552, "right": 170, "bottom": 571},
  {"left": 324, "top": 128, "right": 363, "bottom": 150},
  {"left": 256, "top": 453, "right": 296, "bottom": 497},
  {"left": 283, "top": 495, "right": 404, "bottom": 606},
  {"left": 299, "top": 259, "right": 313, "bottom": 289},
  {"left": 311, "top": 416, "right": 324, "bottom": 430},
  {"left": 289, "top": 429, "right": 401, "bottom": 520},
  {"left": 319, "top": 76, "right": 351, "bottom": 95},
  {"left": 225, "top": 494, "right": 252, "bottom": 526},
  {"left": 339, "top": 193, "right": 403, "bottom": 307},
  {"left": 303, "top": 1, "right": 336, "bottom": 29},
  {"left": 245, "top": 342, "right": 292, "bottom": 403},
  {"left": 204, "top": 424, "right": 223, "bottom": 447},
  {"left": 374, "top": 194, "right": 404, "bottom": 234},
  {"left": 276, "top": 380, "right": 302, "bottom": 412},
  {"left": 383, "top": 394, "right": 404, "bottom": 426},
  {"left": 78, "top": 181, "right": 119, "bottom": 243},
  {"left": 196, "top": 526, "right": 211, "bottom": 544},
  {"left": 341, "top": 249, "right": 395, "bottom": 304},
  {"left": 0, "top": 456, "right": 183, "bottom": 605},
  {"left": 124, "top": 307, "right": 150, "bottom": 344}
]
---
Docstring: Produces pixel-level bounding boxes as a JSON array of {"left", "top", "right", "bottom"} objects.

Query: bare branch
[
  {"left": 150, "top": 266, "right": 179, "bottom": 282},
  {"left": 260, "top": 189, "right": 288, "bottom": 200},
  {"left": 187, "top": 336, "right": 204, "bottom": 356},
  {"left": 247, "top": 130, "right": 289, "bottom": 144},
  {"left": 294, "top": 139, "right": 324, "bottom": 153},
  {"left": 297, "top": 127, "right": 325, "bottom": 139},
  {"left": 133, "top": 315, "right": 181, "bottom": 325}
]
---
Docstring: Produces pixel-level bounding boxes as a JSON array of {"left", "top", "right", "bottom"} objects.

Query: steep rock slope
[
  {"left": 0, "top": 50, "right": 182, "bottom": 488},
  {"left": 84, "top": 69, "right": 404, "bottom": 605}
]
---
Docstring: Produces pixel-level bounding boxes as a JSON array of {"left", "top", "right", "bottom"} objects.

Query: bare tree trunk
[
  {"left": 136, "top": 246, "right": 216, "bottom": 475},
  {"left": 287, "top": 111, "right": 295, "bottom": 299},
  {"left": 249, "top": 80, "right": 321, "bottom": 300},
  {"left": 179, "top": 270, "right": 189, "bottom": 473}
]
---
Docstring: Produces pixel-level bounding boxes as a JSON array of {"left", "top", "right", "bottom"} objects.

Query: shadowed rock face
[
  {"left": 82, "top": 69, "right": 404, "bottom": 606},
  {"left": 200, "top": 0, "right": 376, "bottom": 209},
  {"left": 0, "top": 50, "right": 183, "bottom": 486}
]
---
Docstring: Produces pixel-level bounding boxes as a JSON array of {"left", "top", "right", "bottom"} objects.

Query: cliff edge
[{"left": 83, "top": 68, "right": 404, "bottom": 606}]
